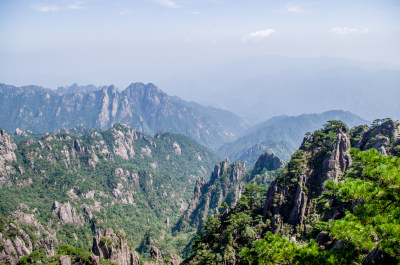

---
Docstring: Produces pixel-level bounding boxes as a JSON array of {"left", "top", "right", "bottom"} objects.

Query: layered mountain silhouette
[{"left": 0, "top": 83, "right": 247, "bottom": 150}]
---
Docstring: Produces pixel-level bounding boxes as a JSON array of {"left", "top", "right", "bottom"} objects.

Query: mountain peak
[{"left": 126, "top": 82, "right": 164, "bottom": 95}]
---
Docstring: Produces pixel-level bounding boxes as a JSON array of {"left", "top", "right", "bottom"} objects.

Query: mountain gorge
[{"left": 0, "top": 83, "right": 247, "bottom": 150}]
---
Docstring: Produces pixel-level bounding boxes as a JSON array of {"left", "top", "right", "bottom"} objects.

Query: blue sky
[{"left": 0, "top": 0, "right": 399, "bottom": 89}]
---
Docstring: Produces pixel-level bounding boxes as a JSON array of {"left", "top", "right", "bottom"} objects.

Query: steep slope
[
  {"left": 0, "top": 82, "right": 247, "bottom": 150},
  {"left": 184, "top": 119, "right": 400, "bottom": 264},
  {"left": 175, "top": 152, "right": 285, "bottom": 247},
  {"left": 175, "top": 159, "right": 247, "bottom": 234},
  {"left": 264, "top": 118, "right": 399, "bottom": 235},
  {"left": 0, "top": 124, "right": 220, "bottom": 264},
  {"left": 218, "top": 110, "right": 368, "bottom": 166},
  {"left": 263, "top": 122, "right": 352, "bottom": 233}
]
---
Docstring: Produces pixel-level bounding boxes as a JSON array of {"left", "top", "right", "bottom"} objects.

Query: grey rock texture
[
  {"left": 352, "top": 118, "right": 400, "bottom": 156},
  {"left": 0, "top": 129, "right": 17, "bottom": 184},
  {"left": 253, "top": 152, "right": 285, "bottom": 172},
  {"left": 92, "top": 229, "right": 140, "bottom": 265},
  {"left": 176, "top": 158, "right": 247, "bottom": 232},
  {"left": 0, "top": 205, "right": 58, "bottom": 265},
  {"left": 320, "top": 126, "right": 352, "bottom": 185},
  {"left": 52, "top": 201, "right": 85, "bottom": 227},
  {"left": 263, "top": 125, "right": 352, "bottom": 233}
]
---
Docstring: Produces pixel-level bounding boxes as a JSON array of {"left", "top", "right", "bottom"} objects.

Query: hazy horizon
[
  {"left": 1, "top": 0, "right": 399, "bottom": 86},
  {"left": 1, "top": 0, "right": 399, "bottom": 122}
]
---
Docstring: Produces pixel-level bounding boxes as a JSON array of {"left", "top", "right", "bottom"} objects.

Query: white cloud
[
  {"left": 189, "top": 11, "right": 202, "bottom": 15},
  {"left": 154, "top": 0, "right": 179, "bottom": 8},
  {"left": 286, "top": 4, "right": 303, "bottom": 13},
  {"left": 68, "top": 2, "right": 87, "bottom": 10},
  {"left": 119, "top": 9, "right": 134, "bottom": 15},
  {"left": 242, "top": 29, "right": 276, "bottom": 42},
  {"left": 331, "top": 27, "right": 370, "bottom": 35},
  {"left": 34, "top": 2, "right": 87, "bottom": 12},
  {"left": 35, "top": 5, "right": 59, "bottom": 12}
]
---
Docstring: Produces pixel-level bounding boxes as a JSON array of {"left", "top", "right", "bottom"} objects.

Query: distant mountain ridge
[
  {"left": 218, "top": 110, "right": 369, "bottom": 166},
  {"left": 56, "top": 83, "right": 102, "bottom": 94},
  {"left": 0, "top": 82, "right": 247, "bottom": 150}
]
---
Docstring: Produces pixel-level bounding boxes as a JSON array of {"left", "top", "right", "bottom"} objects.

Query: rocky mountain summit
[
  {"left": 0, "top": 82, "right": 246, "bottom": 150},
  {"left": 263, "top": 123, "right": 352, "bottom": 233}
]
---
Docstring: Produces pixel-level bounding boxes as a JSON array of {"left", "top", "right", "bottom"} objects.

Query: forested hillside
[
  {"left": 1, "top": 119, "right": 399, "bottom": 264},
  {"left": 0, "top": 124, "right": 220, "bottom": 264}
]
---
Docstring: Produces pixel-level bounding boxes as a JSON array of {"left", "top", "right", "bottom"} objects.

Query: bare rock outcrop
[
  {"left": 52, "top": 201, "right": 84, "bottom": 227},
  {"left": 111, "top": 125, "right": 137, "bottom": 160},
  {"left": 263, "top": 125, "right": 352, "bottom": 233},
  {"left": 92, "top": 229, "right": 140, "bottom": 265},
  {"left": 179, "top": 177, "right": 206, "bottom": 224},
  {"left": 320, "top": 126, "right": 352, "bottom": 185},
  {"left": 176, "top": 159, "right": 247, "bottom": 232},
  {"left": 0, "top": 129, "right": 17, "bottom": 182},
  {"left": 0, "top": 205, "right": 58, "bottom": 265},
  {"left": 252, "top": 152, "right": 285, "bottom": 173},
  {"left": 353, "top": 118, "right": 400, "bottom": 156},
  {"left": 172, "top": 142, "right": 181, "bottom": 156}
]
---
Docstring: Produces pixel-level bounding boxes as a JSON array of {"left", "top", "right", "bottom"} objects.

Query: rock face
[
  {"left": 352, "top": 118, "right": 400, "bottom": 156},
  {"left": 253, "top": 152, "right": 285, "bottom": 172},
  {"left": 320, "top": 126, "right": 352, "bottom": 185},
  {"left": 0, "top": 129, "right": 17, "bottom": 183},
  {"left": 111, "top": 125, "right": 137, "bottom": 160},
  {"left": 180, "top": 177, "right": 206, "bottom": 226},
  {"left": 0, "top": 82, "right": 247, "bottom": 150},
  {"left": 92, "top": 229, "right": 140, "bottom": 265},
  {"left": 52, "top": 201, "right": 84, "bottom": 227},
  {"left": 176, "top": 159, "right": 247, "bottom": 232},
  {"left": 0, "top": 205, "right": 58, "bottom": 265},
  {"left": 263, "top": 125, "right": 352, "bottom": 233}
]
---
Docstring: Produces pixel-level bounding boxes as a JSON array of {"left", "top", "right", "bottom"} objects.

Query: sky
[{"left": 0, "top": 0, "right": 399, "bottom": 90}]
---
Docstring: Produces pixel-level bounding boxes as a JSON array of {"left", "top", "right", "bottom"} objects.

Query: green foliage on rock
[
  {"left": 326, "top": 148, "right": 400, "bottom": 259},
  {"left": 0, "top": 124, "right": 220, "bottom": 260},
  {"left": 184, "top": 120, "right": 400, "bottom": 264},
  {"left": 240, "top": 232, "right": 356, "bottom": 265}
]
